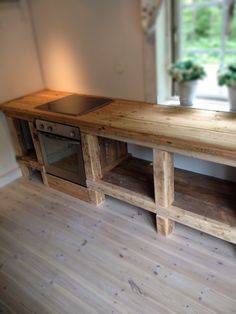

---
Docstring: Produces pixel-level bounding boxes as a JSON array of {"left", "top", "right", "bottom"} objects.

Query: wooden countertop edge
[{"left": 2, "top": 89, "right": 236, "bottom": 164}]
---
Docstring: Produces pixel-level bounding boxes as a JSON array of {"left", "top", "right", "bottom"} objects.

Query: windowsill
[{"left": 159, "top": 97, "right": 231, "bottom": 112}]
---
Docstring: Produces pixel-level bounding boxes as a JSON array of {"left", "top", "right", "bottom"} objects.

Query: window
[{"left": 156, "top": 0, "right": 236, "bottom": 108}]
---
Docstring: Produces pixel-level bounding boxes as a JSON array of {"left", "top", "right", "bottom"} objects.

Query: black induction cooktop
[{"left": 37, "top": 94, "right": 112, "bottom": 116}]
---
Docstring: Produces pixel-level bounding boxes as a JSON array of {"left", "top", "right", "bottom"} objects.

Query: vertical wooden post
[
  {"left": 28, "top": 122, "right": 48, "bottom": 185},
  {"left": 81, "top": 132, "right": 105, "bottom": 206},
  {"left": 6, "top": 117, "right": 31, "bottom": 177},
  {"left": 153, "top": 149, "right": 175, "bottom": 236}
]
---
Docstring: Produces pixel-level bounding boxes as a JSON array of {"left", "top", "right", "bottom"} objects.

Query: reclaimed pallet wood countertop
[{"left": 1, "top": 89, "right": 236, "bottom": 166}]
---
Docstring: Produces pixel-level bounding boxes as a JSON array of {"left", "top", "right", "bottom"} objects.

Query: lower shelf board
[
  {"left": 167, "top": 169, "right": 236, "bottom": 243},
  {"left": 46, "top": 174, "right": 91, "bottom": 203},
  {"left": 88, "top": 156, "right": 156, "bottom": 213},
  {"left": 17, "top": 152, "right": 43, "bottom": 171},
  {"left": 88, "top": 156, "right": 236, "bottom": 243},
  {"left": 88, "top": 179, "right": 156, "bottom": 213}
]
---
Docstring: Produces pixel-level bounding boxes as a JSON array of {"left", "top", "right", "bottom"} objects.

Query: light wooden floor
[{"left": 0, "top": 176, "right": 236, "bottom": 314}]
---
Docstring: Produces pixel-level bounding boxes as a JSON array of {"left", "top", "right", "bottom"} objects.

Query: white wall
[
  {"left": 0, "top": 0, "right": 44, "bottom": 187},
  {"left": 29, "top": 0, "right": 236, "bottom": 182},
  {"left": 28, "top": 0, "right": 145, "bottom": 101},
  {"left": 0, "top": 0, "right": 232, "bottom": 185}
]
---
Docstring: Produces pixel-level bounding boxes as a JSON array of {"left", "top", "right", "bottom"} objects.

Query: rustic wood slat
[
  {"left": 153, "top": 149, "right": 175, "bottom": 236},
  {"left": 6, "top": 117, "right": 31, "bottom": 177},
  {"left": 87, "top": 155, "right": 236, "bottom": 243},
  {"left": 46, "top": 174, "right": 90, "bottom": 203},
  {"left": 2, "top": 90, "right": 236, "bottom": 164},
  {"left": 87, "top": 179, "right": 156, "bottom": 213},
  {"left": 16, "top": 155, "right": 43, "bottom": 171},
  {"left": 81, "top": 133, "right": 105, "bottom": 205}
]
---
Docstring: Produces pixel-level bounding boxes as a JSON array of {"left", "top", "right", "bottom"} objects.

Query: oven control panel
[{"left": 35, "top": 119, "right": 81, "bottom": 140}]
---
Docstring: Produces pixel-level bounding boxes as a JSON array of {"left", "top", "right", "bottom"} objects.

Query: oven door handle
[{"left": 39, "top": 132, "right": 81, "bottom": 145}]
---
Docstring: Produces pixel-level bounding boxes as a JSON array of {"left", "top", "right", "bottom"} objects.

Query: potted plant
[
  {"left": 218, "top": 63, "right": 236, "bottom": 111},
  {"left": 169, "top": 59, "right": 206, "bottom": 106}
]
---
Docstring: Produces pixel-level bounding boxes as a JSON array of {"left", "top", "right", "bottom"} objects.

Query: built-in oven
[{"left": 36, "top": 119, "right": 86, "bottom": 186}]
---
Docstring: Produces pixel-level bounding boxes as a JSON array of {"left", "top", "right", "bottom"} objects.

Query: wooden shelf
[
  {"left": 17, "top": 152, "right": 43, "bottom": 171},
  {"left": 102, "top": 156, "right": 154, "bottom": 198},
  {"left": 158, "top": 169, "right": 236, "bottom": 244},
  {"left": 87, "top": 156, "right": 156, "bottom": 213},
  {"left": 88, "top": 155, "right": 236, "bottom": 243}
]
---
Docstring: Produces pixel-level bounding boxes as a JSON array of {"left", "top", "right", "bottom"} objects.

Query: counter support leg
[
  {"left": 81, "top": 133, "right": 105, "bottom": 206},
  {"left": 153, "top": 149, "right": 175, "bottom": 236},
  {"left": 7, "top": 117, "right": 31, "bottom": 177}
]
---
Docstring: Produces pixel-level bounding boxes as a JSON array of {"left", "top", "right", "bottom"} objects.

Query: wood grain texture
[
  {"left": 6, "top": 117, "right": 27, "bottom": 156},
  {"left": 88, "top": 156, "right": 156, "bottom": 213},
  {"left": 28, "top": 122, "right": 44, "bottom": 164},
  {"left": 98, "top": 155, "right": 236, "bottom": 243},
  {"left": 157, "top": 168, "right": 236, "bottom": 244},
  {"left": 46, "top": 174, "right": 90, "bottom": 203},
  {"left": 81, "top": 133, "right": 104, "bottom": 205},
  {"left": 6, "top": 117, "right": 31, "bottom": 177},
  {"left": 0, "top": 176, "right": 236, "bottom": 314},
  {"left": 153, "top": 150, "right": 175, "bottom": 236},
  {"left": 102, "top": 156, "right": 154, "bottom": 200},
  {"left": 153, "top": 150, "right": 174, "bottom": 208},
  {"left": 99, "top": 137, "right": 128, "bottom": 172},
  {"left": 156, "top": 216, "right": 175, "bottom": 237},
  {"left": 16, "top": 154, "right": 43, "bottom": 171},
  {"left": 2, "top": 90, "right": 236, "bottom": 164},
  {"left": 87, "top": 179, "right": 156, "bottom": 213}
]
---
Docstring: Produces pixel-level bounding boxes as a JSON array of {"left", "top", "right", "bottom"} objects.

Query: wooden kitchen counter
[
  {"left": 1, "top": 89, "right": 236, "bottom": 166},
  {"left": 1, "top": 89, "right": 236, "bottom": 243}
]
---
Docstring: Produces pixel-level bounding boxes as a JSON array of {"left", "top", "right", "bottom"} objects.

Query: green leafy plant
[
  {"left": 218, "top": 63, "right": 236, "bottom": 87},
  {"left": 168, "top": 59, "right": 206, "bottom": 82}
]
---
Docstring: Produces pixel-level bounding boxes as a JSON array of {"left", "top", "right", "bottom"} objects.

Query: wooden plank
[
  {"left": 99, "top": 137, "right": 128, "bottom": 171},
  {"left": 154, "top": 168, "right": 236, "bottom": 244},
  {"left": 102, "top": 156, "right": 154, "bottom": 200},
  {"left": 174, "top": 168, "right": 236, "bottom": 224},
  {"left": 153, "top": 149, "right": 175, "bottom": 236},
  {"left": 6, "top": 117, "right": 27, "bottom": 156},
  {"left": 16, "top": 154, "right": 43, "bottom": 171},
  {"left": 157, "top": 205, "right": 236, "bottom": 244},
  {"left": 87, "top": 179, "right": 156, "bottom": 213},
  {"left": 28, "top": 122, "right": 44, "bottom": 164},
  {"left": 46, "top": 174, "right": 90, "bottom": 203},
  {"left": 81, "top": 133, "right": 104, "bottom": 205},
  {"left": 3, "top": 90, "right": 236, "bottom": 165},
  {"left": 80, "top": 125, "right": 236, "bottom": 168},
  {"left": 101, "top": 153, "right": 131, "bottom": 175},
  {"left": 6, "top": 117, "right": 31, "bottom": 177},
  {"left": 28, "top": 121, "right": 50, "bottom": 185}
]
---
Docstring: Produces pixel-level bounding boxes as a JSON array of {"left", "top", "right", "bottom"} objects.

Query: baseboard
[{"left": 0, "top": 167, "right": 22, "bottom": 188}]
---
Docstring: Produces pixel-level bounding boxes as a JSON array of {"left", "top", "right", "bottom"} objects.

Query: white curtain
[{"left": 141, "top": 0, "right": 163, "bottom": 36}]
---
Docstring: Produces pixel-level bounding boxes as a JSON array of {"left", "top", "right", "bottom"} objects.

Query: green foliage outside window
[{"left": 182, "top": 2, "right": 236, "bottom": 64}]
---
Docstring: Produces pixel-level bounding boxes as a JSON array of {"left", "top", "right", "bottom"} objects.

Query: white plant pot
[
  {"left": 178, "top": 80, "right": 198, "bottom": 106},
  {"left": 228, "top": 85, "right": 236, "bottom": 111}
]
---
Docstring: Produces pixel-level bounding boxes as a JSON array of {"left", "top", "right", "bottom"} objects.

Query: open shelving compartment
[
  {"left": 99, "top": 155, "right": 156, "bottom": 213},
  {"left": 7, "top": 117, "right": 45, "bottom": 178},
  {"left": 162, "top": 168, "right": 236, "bottom": 243},
  {"left": 88, "top": 138, "right": 236, "bottom": 244}
]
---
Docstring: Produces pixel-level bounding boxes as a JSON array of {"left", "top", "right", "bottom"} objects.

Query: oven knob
[
  {"left": 39, "top": 124, "right": 44, "bottom": 130},
  {"left": 47, "top": 126, "right": 53, "bottom": 132},
  {"left": 70, "top": 131, "right": 76, "bottom": 137}
]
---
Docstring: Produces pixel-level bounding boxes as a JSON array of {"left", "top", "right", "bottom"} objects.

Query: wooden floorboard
[{"left": 0, "top": 176, "right": 236, "bottom": 314}]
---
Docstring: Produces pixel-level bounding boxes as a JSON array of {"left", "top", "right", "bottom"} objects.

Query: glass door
[{"left": 39, "top": 132, "right": 86, "bottom": 186}]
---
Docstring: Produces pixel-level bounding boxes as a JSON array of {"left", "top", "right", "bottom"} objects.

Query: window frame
[{"left": 156, "top": 0, "right": 236, "bottom": 107}]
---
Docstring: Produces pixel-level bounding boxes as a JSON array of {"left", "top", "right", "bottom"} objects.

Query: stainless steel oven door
[{"left": 38, "top": 132, "right": 86, "bottom": 186}]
